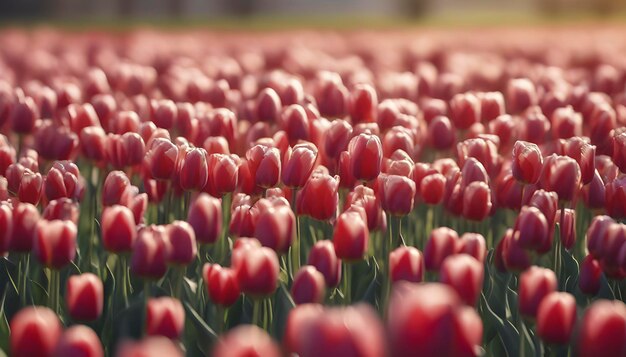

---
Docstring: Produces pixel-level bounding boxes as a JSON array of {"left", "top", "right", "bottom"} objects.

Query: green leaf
[
  {"left": 0, "top": 286, "right": 10, "bottom": 352},
  {"left": 183, "top": 301, "right": 218, "bottom": 345},
  {"left": 481, "top": 293, "right": 519, "bottom": 357}
]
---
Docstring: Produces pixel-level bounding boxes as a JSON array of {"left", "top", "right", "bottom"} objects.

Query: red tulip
[
  {"left": 130, "top": 226, "right": 169, "bottom": 280},
  {"left": 207, "top": 153, "right": 239, "bottom": 195},
  {"left": 9, "top": 202, "right": 40, "bottom": 252},
  {"left": 518, "top": 266, "right": 557, "bottom": 318},
  {"left": 18, "top": 169, "right": 43, "bottom": 205},
  {"left": 34, "top": 219, "right": 77, "bottom": 269},
  {"left": 613, "top": 132, "right": 626, "bottom": 173},
  {"left": 323, "top": 119, "right": 353, "bottom": 161},
  {"left": 388, "top": 282, "right": 482, "bottom": 357},
  {"left": 528, "top": 189, "right": 559, "bottom": 232},
  {"left": 254, "top": 202, "right": 295, "bottom": 254},
  {"left": 605, "top": 176, "right": 626, "bottom": 219},
  {"left": 536, "top": 292, "right": 576, "bottom": 345},
  {"left": 512, "top": 140, "right": 543, "bottom": 184},
  {"left": 187, "top": 193, "right": 222, "bottom": 244},
  {"left": 101, "top": 205, "right": 136, "bottom": 253},
  {"left": 116, "top": 337, "right": 183, "bottom": 357},
  {"left": 457, "top": 137, "right": 499, "bottom": 177},
  {"left": 10, "top": 96, "right": 38, "bottom": 134},
  {"left": 102, "top": 171, "right": 131, "bottom": 206},
  {"left": 424, "top": 227, "right": 459, "bottom": 272},
  {"left": 332, "top": 205, "right": 369, "bottom": 261},
  {"left": 291, "top": 265, "right": 326, "bottom": 305},
  {"left": 462, "top": 181, "right": 492, "bottom": 221},
  {"left": 146, "top": 138, "right": 178, "bottom": 180},
  {"left": 458, "top": 233, "right": 486, "bottom": 263},
  {"left": 203, "top": 264, "right": 240, "bottom": 306},
  {"left": 105, "top": 132, "right": 145, "bottom": 169},
  {"left": 460, "top": 158, "right": 489, "bottom": 188},
  {"left": 345, "top": 184, "right": 385, "bottom": 231},
  {"left": 53, "top": 325, "right": 103, "bottom": 357},
  {"left": 599, "top": 223, "right": 626, "bottom": 278},
  {"left": 10, "top": 306, "right": 62, "bottom": 357},
  {"left": 178, "top": 147, "right": 208, "bottom": 191},
  {"left": 347, "top": 133, "right": 383, "bottom": 182},
  {"left": 34, "top": 120, "right": 79, "bottom": 161},
  {"left": 587, "top": 215, "right": 615, "bottom": 259},
  {"left": 558, "top": 208, "right": 576, "bottom": 250},
  {"left": 500, "top": 228, "right": 531, "bottom": 272},
  {"left": 316, "top": 75, "right": 349, "bottom": 118},
  {"left": 235, "top": 246, "right": 280, "bottom": 297},
  {"left": 538, "top": 154, "right": 581, "bottom": 202},
  {"left": 380, "top": 174, "right": 416, "bottom": 216},
  {"left": 66, "top": 273, "right": 104, "bottom": 321},
  {"left": 506, "top": 78, "right": 536, "bottom": 113},
  {"left": 582, "top": 169, "right": 606, "bottom": 209},
  {"left": 146, "top": 297, "right": 185, "bottom": 339},
  {"left": 420, "top": 173, "right": 446, "bottom": 205},
  {"left": 284, "top": 304, "right": 325, "bottom": 354},
  {"left": 440, "top": 254, "right": 484, "bottom": 306},
  {"left": 389, "top": 246, "right": 423, "bottom": 283},
  {"left": 296, "top": 167, "right": 339, "bottom": 221},
  {"left": 577, "top": 300, "right": 626, "bottom": 357},
  {"left": 282, "top": 143, "right": 318, "bottom": 188},
  {"left": 0, "top": 203, "right": 12, "bottom": 253},
  {"left": 349, "top": 84, "right": 377, "bottom": 124},
  {"left": 480, "top": 91, "right": 505, "bottom": 122},
  {"left": 213, "top": 325, "right": 281, "bottom": 357},
  {"left": 150, "top": 99, "right": 177, "bottom": 129},
  {"left": 44, "top": 163, "right": 83, "bottom": 202},
  {"left": 229, "top": 201, "right": 258, "bottom": 238},
  {"left": 560, "top": 137, "right": 596, "bottom": 185},
  {"left": 513, "top": 206, "right": 549, "bottom": 251},
  {"left": 307, "top": 240, "right": 342, "bottom": 288},
  {"left": 167, "top": 221, "right": 197, "bottom": 265},
  {"left": 255, "top": 88, "right": 282, "bottom": 122},
  {"left": 450, "top": 93, "right": 480, "bottom": 130},
  {"left": 579, "top": 255, "right": 603, "bottom": 295},
  {"left": 247, "top": 144, "right": 281, "bottom": 189}
]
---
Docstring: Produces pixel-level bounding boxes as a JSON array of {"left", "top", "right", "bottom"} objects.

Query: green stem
[
  {"left": 252, "top": 298, "right": 261, "bottom": 326},
  {"left": 144, "top": 280, "right": 151, "bottom": 335},
  {"left": 519, "top": 317, "right": 526, "bottom": 357},
  {"left": 216, "top": 305, "right": 225, "bottom": 334},
  {"left": 174, "top": 266, "right": 186, "bottom": 299},
  {"left": 19, "top": 253, "right": 30, "bottom": 306},
  {"left": 343, "top": 262, "right": 351, "bottom": 305},
  {"left": 48, "top": 268, "right": 60, "bottom": 314}
]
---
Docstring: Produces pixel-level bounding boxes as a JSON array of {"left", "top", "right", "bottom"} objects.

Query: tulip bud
[
  {"left": 420, "top": 173, "right": 446, "bottom": 205},
  {"left": 167, "top": 221, "right": 197, "bottom": 265},
  {"left": 512, "top": 141, "right": 543, "bottom": 184},
  {"left": 551, "top": 106, "right": 582, "bottom": 139},
  {"left": 34, "top": 120, "right": 79, "bottom": 161},
  {"left": 577, "top": 300, "right": 626, "bottom": 357},
  {"left": 450, "top": 93, "right": 481, "bottom": 130},
  {"left": 536, "top": 292, "right": 576, "bottom": 345},
  {"left": 187, "top": 193, "right": 222, "bottom": 244},
  {"left": 248, "top": 145, "right": 281, "bottom": 189},
  {"left": 514, "top": 206, "right": 549, "bottom": 251},
  {"left": 307, "top": 240, "right": 342, "bottom": 288},
  {"left": 380, "top": 174, "right": 416, "bottom": 216},
  {"left": 101, "top": 205, "right": 136, "bottom": 253},
  {"left": 507, "top": 78, "right": 536, "bottom": 113},
  {"left": 558, "top": 208, "right": 576, "bottom": 250},
  {"left": 9, "top": 202, "right": 40, "bottom": 252},
  {"left": 518, "top": 266, "right": 557, "bottom": 318},
  {"left": 291, "top": 265, "right": 326, "bottom": 305},
  {"left": 389, "top": 246, "right": 423, "bottom": 283},
  {"left": 605, "top": 176, "right": 626, "bottom": 219},
  {"left": 560, "top": 137, "right": 596, "bottom": 185},
  {"left": 323, "top": 119, "right": 353, "bottom": 162},
  {"left": 146, "top": 138, "right": 178, "bottom": 180},
  {"left": 427, "top": 115, "right": 456, "bottom": 150},
  {"left": 18, "top": 169, "right": 43, "bottom": 205},
  {"left": 500, "top": 228, "right": 531, "bottom": 272},
  {"left": 236, "top": 246, "right": 280, "bottom": 297},
  {"left": 116, "top": 337, "right": 183, "bottom": 357},
  {"left": 282, "top": 143, "right": 318, "bottom": 188},
  {"left": 105, "top": 132, "right": 145, "bottom": 169},
  {"left": 131, "top": 226, "right": 169, "bottom": 280},
  {"left": 347, "top": 133, "right": 383, "bottom": 182},
  {"left": 0, "top": 203, "right": 12, "bottom": 254},
  {"left": 10, "top": 96, "right": 39, "bottom": 134},
  {"left": 207, "top": 153, "right": 239, "bottom": 195},
  {"left": 10, "top": 306, "right": 62, "bottom": 357},
  {"left": 424, "top": 227, "right": 459, "bottom": 272},
  {"left": 203, "top": 264, "right": 240, "bottom": 306},
  {"left": 333, "top": 205, "right": 369, "bottom": 261},
  {"left": 349, "top": 84, "right": 377, "bottom": 124},
  {"left": 538, "top": 154, "right": 581, "bottom": 202},
  {"left": 213, "top": 325, "right": 282, "bottom": 357},
  {"left": 254, "top": 203, "right": 295, "bottom": 254},
  {"left": 458, "top": 233, "right": 486, "bottom": 263},
  {"left": 388, "top": 282, "right": 483, "bottom": 357},
  {"left": 613, "top": 132, "right": 626, "bottom": 173},
  {"left": 528, "top": 189, "right": 559, "bottom": 232},
  {"left": 457, "top": 137, "right": 499, "bottom": 177},
  {"left": 579, "top": 255, "right": 603, "bottom": 295},
  {"left": 34, "top": 219, "right": 77, "bottom": 269},
  {"left": 480, "top": 91, "right": 505, "bottom": 122},
  {"left": 462, "top": 181, "right": 492, "bottom": 221},
  {"left": 440, "top": 254, "right": 484, "bottom": 306},
  {"left": 178, "top": 147, "right": 208, "bottom": 191},
  {"left": 53, "top": 325, "right": 103, "bottom": 357},
  {"left": 146, "top": 297, "right": 185, "bottom": 339},
  {"left": 66, "top": 273, "right": 104, "bottom": 321}
]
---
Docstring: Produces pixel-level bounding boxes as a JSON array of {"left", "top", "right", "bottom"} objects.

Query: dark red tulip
[
  {"left": 440, "top": 254, "right": 484, "bottom": 306},
  {"left": 291, "top": 265, "right": 326, "bottom": 305},
  {"left": 577, "top": 300, "right": 626, "bottom": 357},
  {"left": 500, "top": 228, "right": 531, "bottom": 272},
  {"left": 18, "top": 169, "right": 43, "bottom": 205},
  {"left": 66, "top": 103, "right": 100, "bottom": 134},
  {"left": 560, "top": 137, "right": 596, "bottom": 184},
  {"left": 178, "top": 147, "right": 208, "bottom": 191},
  {"left": 255, "top": 88, "right": 281, "bottom": 122},
  {"left": 213, "top": 325, "right": 281, "bottom": 357},
  {"left": 488, "top": 115, "right": 515, "bottom": 151},
  {"left": 0, "top": 203, "right": 12, "bottom": 254},
  {"left": 34, "top": 219, "right": 77, "bottom": 269},
  {"left": 518, "top": 266, "right": 557, "bottom": 318},
  {"left": 282, "top": 143, "right": 318, "bottom": 188},
  {"left": 506, "top": 78, "right": 536, "bottom": 113},
  {"left": 512, "top": 140, "right": 543, "bottom": 184},
  {"left": 230, "top": 201, "right": 258, "bottom": 238},
  {"left": 514, "top": 206, "right": 549, "bottom": 251},
  {"left": 146, "top": 138, "right": 178, "bottom": 180},
  {"left": 236, "top": 246, "right": 279, "bottom": 297},
  {"left": 254, "top": 202, "right": 295, "bottom": 254},
  {"left": 337, "top": 150, "right": 357, "bottom": 189},
  {"left": 323, "top": 119, "right": 352, "bottom": 161},
  {"left": 101, "top": 205, "right": 136, "bottom": 253},
  {"left": 586, "top": 215, "right": 614, "bottom": 260},
  {"left": 53, "top": 325, "right": 103, "bottom": 357},
  {"left": 536, "top": 292, "right": 576, "bottom": 345},
  {"left": 579, "top": 255, "right": 603, "bottom": 295},
  {"left": 6, "top": 162, "right": 26, "bottom": 195},
  {"left": 538, "top": 154, "right": 581, "bottom": 202},
  {"left": 10, "top": 306, "right": 62, "bottom": 357},
  {"left": 528, "top": 189, "right": 559, "bottom": 230},
  {"left": 589, "top": 104, "right": 616, "bottom": 155},
  {"left": 284, "top": 304, "right": 324, "bottom": 354},
  {"left": 462, "top": 181, "right": 492, "bottom": 221},
  {"left": 203, "top": 264, "right": 240, "bottom": 306},
  {"left": 345, "top": 184, "right": 385, "bottom": 231},
  {"left": 350, "top": 83, "right": 377, "bottom": 124},
  {"left": 207, "top": 153, "right": 239, "bottom": 195},
  {"left": 332, "top": 205, "right": 369, "bottom": 261},
  {"left": 457, "top": 137, "right": 499, "bottom": 177},
  {"left": 34, "top": 120, "right": 79, "bottom": 161},
  {"left": 166, "top": 221, "right": 197, "bottom": 265},
  {"left": 131, "top": 226, "right": 169, "bottom": 280},
  {"left": 420, "top": 173, "right": 446, "bottom": 205},
  {"left": 120, "top": 185, "right": 147, "bottom": 225},
  {"left": 582, "top": 169, "right": 606, "bottom": 209},
  {"left": 247, "top": 144, "right": 281, "bottom": 189},
  {"left": 424, "top": 227, "right": 459, "bottom": 272},
  {"left": 380, "top": 174, "right": 416, "bottom": 216},
  {"left": 66, "top": 273, "right": 103, "bottom": 321},
  {"left": 146, "top": 297, "right": 185, "bottom": 339},
  {"left": 389, "top": 246, "right": 423, "bottom": 283},
  {"left": 105, "top": 132, "right": 145, "bottom": 169},
  {"left": 44, "top": 164, "right": 82, "bottom": 202},
  {"left": 605, "top": 176, "right": 626, "bottom": 219},
  {"left": 187, "top": 193, "right": 222, "bottom": 244},
  {"left": 297, "top": 168, "right": 339, "bottom": 221},
  {"left": 9, "top": 202, "right": 40, "bottom": 252},
  {"left": 613, "top": 132, "right": 626, "bottom": 173},
  {"left": 388, "top": 282, "right": 482, "bottom": 357},
  {"left": 348, "top": 133, "right": 383, "bottom": 182},
  {"left": 458, "top": 233, "right": 486, "bottom": 263},
  {"left": 102, "top": 171, "right": 131, "bottom": 206},
  {"left": 599, "top": 223, "right": 626, "bottom": 278},
  {"left": 281, "top": 104, "right": 310, "bottom": 145},
  {"left": 308, "top": 240, "right": 342, "bottom": 288},
  {"left": 558, "top": 208, "right": 576, "bottom": 250},
  {"left": 150, "top": 99, "right": 177, "bottom": 129},
  {"left": 480, "top": 91, "right": 505, "bottom": 122},
  {"left": 450, "top": 93, "right": 481, "bottom": 130},
  {"left": 460, "top": 158, "right": 489, "bottom": 188},
  {"left": 10, "top": 96, "right": 38, "bottom": 134}
]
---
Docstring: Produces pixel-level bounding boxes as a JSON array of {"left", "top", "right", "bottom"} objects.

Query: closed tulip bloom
[
  {"left": 462, "top": 181, "right": 492, "bottom": 221},
  {"left": 229, "top": 202, "right": 258, "bottom": 238},
  {"left": 389, "top": 246, "right": 424, "bottom": 283},
  {"left": 146, "top": 138, "right": 178, "bottom": 180},
  {"left": 254, "top": 204, "right": 295, "bottom": 254},
  {"left": 116, "top": 337, "right": 183, "bottom": 357},
  {"left": 577, "top": 300, "right": 626, "bottom": 357},
  {"left": 34, "top": 120, "right": 79, "bottom": 161},
  {"left": 178, "top": 147, "right": 208, "bottom": 191},
  {"left": 324, "top": 119, "right": 353, "bottom": 161},
  {"left": 582, "top": 169, "right": 606, "bottom": 209},
  {"left": 514, "top": 206, "right": 549, "bottom": 251},
  {"left": 291, "top": 265, "right": 326, "bottom": 305},
  {"left": 10, "top": 306, "right": 62, "bottom": 357},
  {"left": 236, "top": 246, "right": 280, "bottom": 297},
  {"left": 579, "top": 255, "right": 603, "bottom": 295},
  {"left": 381, "top": 174, "right": 416, "bottom": 216},
  {"left": 207, "top": 153, "right": 239, "bottom": 195},
  {"left": 450, "top": 93, "right": 481, "bottom": 130},
  {"left": 512, "top": 141, "right": 543, "bottom": 184},
  {"left": 101, "top": 205, "right": 136, "bottom": 253},
  {"left": 102, "top": 171, "right": 131, "bottom": 206},
  {"left": 388, "top": 282, "right": 483, "bottom": 357},
  {"left": 518, "top": 266, "right": 557, "bottom": 318},
  {"left": 281, "top": 104, "right": 310, "bottom": 146},
  {"left": 613, "top": 132, "right": 626, "bottom": 173},
  {"left": 605, "top": 176, "right": 626, "bottom": 219},
  {"left": 420, "top": 173, "right": 446, "bottom": 205},
  {"left": 53, "top": 325, "right": 103, "bottom": 357},
  {"left": 428, "top": 116, "right": 456, "bottom": 150},
  {"left": 538, "top": 154, "right": 581, "bottom": 202},
  {"left": 349, "top": 84, "right": 377, "bottom": 124},
  {"left": 308, "top": 240, "right": 342, "bottom": 287},
  {"left": 528, "top": 189, "right": 559, "bottom": 231},
  {"left": 345, "top": 184, "right": 385, "bottom": 231},
  {"left": 558, "top": 208, "right": 576, "bottom": 250},
  {"left": 297, "top": 168, "right": 339, "bottom": 221},
  {"left": 10, "top": 96, "right": 38, "bottom": 134},
  {"left": 255, "top": 88, "right": 282, "bottom": 122},
  {"left": 460, "top": 158, "right": 489, "bottom": 188},
  {"left": 585, "top": 215, "right": 616, "bottom": 259},
  {"left": 440, "top": 254, "right": 484, "bottom": 306},
  {"left": 105, "top": 132, "right": 145, "bottom": 169},
  {"left": 536, "top": 292, "right": 576, "bottom": 345},
  {"left": 284, "top": 304, "right": 325, "bottom": 354},
  {"left": 18, "top": 169, "right": 43, "bottom": 205},
  {"left": 187, "top": 193, "right": 222, "bottom": 244},
  {"left": 131, "top": 226, "right": 169, "bottom": 280},
  {"left": 0, "top": 203, "right": 11, "bottom": 253},
  {"left": 203, "top": 264, "right": 240, "bottom": 306},
  {"left": 457, "top": 137, "right": 499, "bottom": 177},
  {"left": 332, "top": 205, "right": 369, "bottom": 261},
  {"left": 599, "top": 223, "right": 626, "bottom": 278},
  {"left": 253, "top": 145, "right": 282, "bottom": 189},
  {"left": 213, "top": 325, "right": 282, "bottom": 357},
  {"left": 348, "top": 133, "right": 383, "bottom": 182},
  {"left": 66, "top": 273, "right": 103, "bottom": 321},
  {"left": 507, "top": 78, "right": 537, "bottom": 113},
  {"left": 480, "top": 91, "right": 505, "bottom": 122},
  {"left": 424, "top": 227, "right": 459, "bottom": 271},
  {"left": 167, "top": 221, "right": 197, "bottom": 265},
  {"left": 9, "top": 202, "right": 40, "bottom": 252},
  {"left": 560, "top": 137, "right": 596, "bottom": 185},
  {"left": 523, "top": 107, "right": 551, "bottom": 144},
  {"left": 500, "top": 228, "right": 531, "bottom": 272},
  {"left": 458, "top": 233, "right": 487, "bottom": 263},
  {"left": 34, "top": 219, "right": 77, "bottom": 269},
  {"left": 146, "top": 297, "right": 185, "bottom": 339},
  {"left": 282, "top": 143, "right": 318, "bottom": 188}
]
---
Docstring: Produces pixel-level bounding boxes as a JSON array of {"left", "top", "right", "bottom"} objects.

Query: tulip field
[{"left": 1, "top": 26, "right": 626, "bottom": 356}]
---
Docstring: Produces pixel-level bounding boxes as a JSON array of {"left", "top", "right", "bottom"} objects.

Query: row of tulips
[{"left": 1, "top": 28, "right": 626, "bottom": 356}]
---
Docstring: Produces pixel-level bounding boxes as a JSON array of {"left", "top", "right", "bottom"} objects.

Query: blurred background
[{"left": 1, "top": 0, "right": 625, "bottom": 23}]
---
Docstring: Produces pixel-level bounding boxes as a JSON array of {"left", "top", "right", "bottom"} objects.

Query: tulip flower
[
  {"left": 178, "top": 147, "right": 208, "bottom": 191},
  {"left": 507, "top": 78, "right": 536, "bottom": 113},
  {"left": 0, "top": 203, "right": 12, "bottom": 254},
  {"left": 586, "top": 215, "right": 615, "bottom": 259},
  {"left": 462, "top": 181, "right": 492, "bottom": 221},
  {"left": 420, "top": 173, "right": 446, "bottom": 205},
  {"left": 536, "top": 292, "right": 576, "bottom": 345},
  {"left": 332, "top": 205, "right": 369, "bottom": 261},
  {"left": 558, "top": 208, "right": 576, "bottom": 250},
  {"left": 291, "top": 265, "right": 326, "bottom": 305},
  {"left": 450, "top": 93, "right": 481, "bottom": 130},
  {"left": 500, "top": 228, "right": 531, "bottom": 272},
  {"left": 66, "top": 273, "right": 104, "bottom": 321},
  {"left": 440, "top": 254, "right": 484, "bottom": 306},
  {"left": 349, "top": 83, "right": 377, "bottom": 124},
  {"left": 10, "top": 306, "right": 62, "bottom": 357},
  {"left": 512, "top": 140, "right": 543, "bottom": 184},
  {"left": 101, "top": 205, "right": 136, "bottom": 253},
  {"left": 53, "top": 325, "right": 103, "bottom": 357},
  {"left": 518, "top": 266, "right": 557, "bottom": 318},
  {"left": 560, "top": 137, "right": 596, "bottom": 185},
  {"left": 389, "top": 246, "right": 424, "bottom": 283},
  {"left": 380, "top": 174, "right": 416, "bottom": 216},
  {"left": 513, "top": 206, "right": 549, "bottom": 251},
  {"left": 167, "top": 220, "right": 197, "bottom": 265},
  {"left": 323, "top": 119, "right": 353, "bottom": 162},
  {"left": 579, "top": 255, "right": 603, "bottom": 295},
  {"left": 424, "top": 227, "right": 459, "bottom": 271},
  {"left": 307, "top": 240, "right": 342, "bottom": 288},
  {"left": 203, "top": 264, "right": 240, "bottom": 307},
  {"left": 207, "top": 153, "right": 239, "bottom": 196},
  {"left": 187, "top": 193, "right": 222, "bottom": 244},
  {"left": 34, "top": 219, "right": 77, "bottom": 269},
  {"left": 10, "top": 96, "right": 38, "bottom": 134},
  {"left": 282, "top": 143, "right": 318, "bottom": 188},
  {"left": 577, "top": 300, "right": 626, "bottom": 357},
  {"left": 116, "top": 337, "right": 183, "bottom": 357},
  {"left": 130, "top": 226, "right": 169, "bottom": 280},
  {"left": 18, "top": 169, "right": 43, "bottom": 205},
  {"left": 538, "top": 154, "right": 581, "bottom": 202},
  {"left": 9, "top": 202, "right": 40, "bottom": 252},
  {"left": 458, "top": 233, "right": 487, "bottom": 263},
  {"left": 254, "top": 203, "right": 295, "bottom": 254},
  {"left": 146, "top": 138, "right": 178, "bottom": 180},
  {"left": 345, "top": 184, "right": 385, "bottom": 231},
  {"left": 105, "top": 132, "right": 145, "bottom": 169},
  {"left": 605, "top": 176, "right": 626, "bottom": 219},
  {"left": 347, "top": 133, "right": 383, "bottom": 182},
  {"left": 235, "top": 246, "right": 280, "bottom": 297},
  {"left": 297, "top": 168, "right": 339, "bottom": 221},
  {"left": 213, "top": 325, "right": 282, "bottom": 357},
  {"left": 146, "top": 297, "right": 185, "bottom": 339}
]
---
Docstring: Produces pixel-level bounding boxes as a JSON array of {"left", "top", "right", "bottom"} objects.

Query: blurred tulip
[
  {"left": 507, "top": 78, "right": 536, "bottom": 113},
  {"left": 282, "top": 143, "right": 318, "bottom": 188},
  {"left": 53, "top": 325, "right": 103, "bottom": 357},
  {"left": 101, "top": 205, "right": 136, "bottom": 253},
  {"left": 450, "top": 93, "right": 480, "bottom": 130},
  {"left": 131, "top": 226, "right": 169, "bottom": 280},
  {"left": 146, "top": 297, "right": 185, "bottom": 339},
  {"left": 207, "top": 153, "right": 239, "bottom": 195},
  {"left": 538, "top": 154, "right": 581, "bottom": 202},
  {"left": 291, "top": 265, "right": 326, "bottom": 305},
  {"left": 308, "top": 240, "right": 342, "bottom": 287},
  {"left": 440, "top": 254, "right": 484, "bottom": 306},
  {"left": 577, "top": 300, "right": 626, "bottom": 357},
  {"left": 462, "top": 181, "right": 492, "bottom": 221},
  {"left": 9, "top": 202, "right": 40, "bottom": 252},
  {"left": 146, "top": 138, "right": 178, "bottom": 180},
  {"left": 10, "top": 96, "right": 38, "bottom": 134},
  {"left": 605, "top": 176, "right": 626, "bottom": 219},
  {"left": 420, "top": 173, "right": 446, "bottom": 205},
  {"left": 558, "top": 208, "right": 576, "bottom": 250},
  {"left": 424, "top": 227, "right": 459, "bottom": 271},
  {"left": 236, "top": 246, "right": 279, "bottom": 297},
  {"left": 536, "top": 292, "right": 576, "bottom": 345},
  {"left": 187, "top": 193, "right": 222, "bottom": 244},
  {"left": 458, "top": 233, "right": 486, "bottom": 263},
  {"left": 18, "top": 169, "right": 43, "bottom": 205},
  {"left": 105, "top": 132, "right": 145, "bottom": 169},
  {"left": 579, "top": 255, "right": 603, "bottom": 295},
  {"left": 167, "top": 221, "right": 197, "bottom": 265},
  {"left": 586, "top": 215, "right": 614, "bottom": 260},
  {"left": 66, "top": 273, "right": 103, "bottom": 321},
  {"left": 389, "top": 246, "right": 423, "bottom": 283},
  {"left": 34, "top": 219, "right": 77, "bottom": 269},
  {"left": 518, "top": 266, "right": 557, "bottom": 318},
  {"left": 254, "top": 203, "right": 295, "bottom": 254},
  {"left": 511, "top": 140, "right": 543, "bottom": 184},
  {"left": 102, "top": 171, "right": 131, "bottom": 206},
  {"left": 203, "top": 264, "right": 240, "bottom": 306},
  {"left": 10, "top": 306, "right": 61, "bottom": 357},
  {"left": 213, "top": 325, "right": 281, "bottom": 357},
  {"left": 34, "top": 120, "right": 79, "bottom": 161},
  {"left": 380, "top": 174, "right": 416, "bottom": 216},
  {"left": 350, "top": 84, "right": 377, "bottom": 124},
  {"left": 514, "top": 206, "right": 549, "bottom": 251},
  {"left": 500, "top": 228, "right": 531, "bottom": 272},
  {"left": 347, "top": 133, "right": 383, "bottom": 182},
  {"left": 116, "top": 337, "right": 183, "bottom": 357},
  {"left": 333, "top": 205, "right": 369, "bottom": 261},
  {"left": 297, "top": 168, "right": 339, "bottom": 221},
  {"left": 0, "top": 203, "right": 12, "bottom": 253},
  {"left": 560, "top": 137, "right": 596, "bottom": 185}
]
